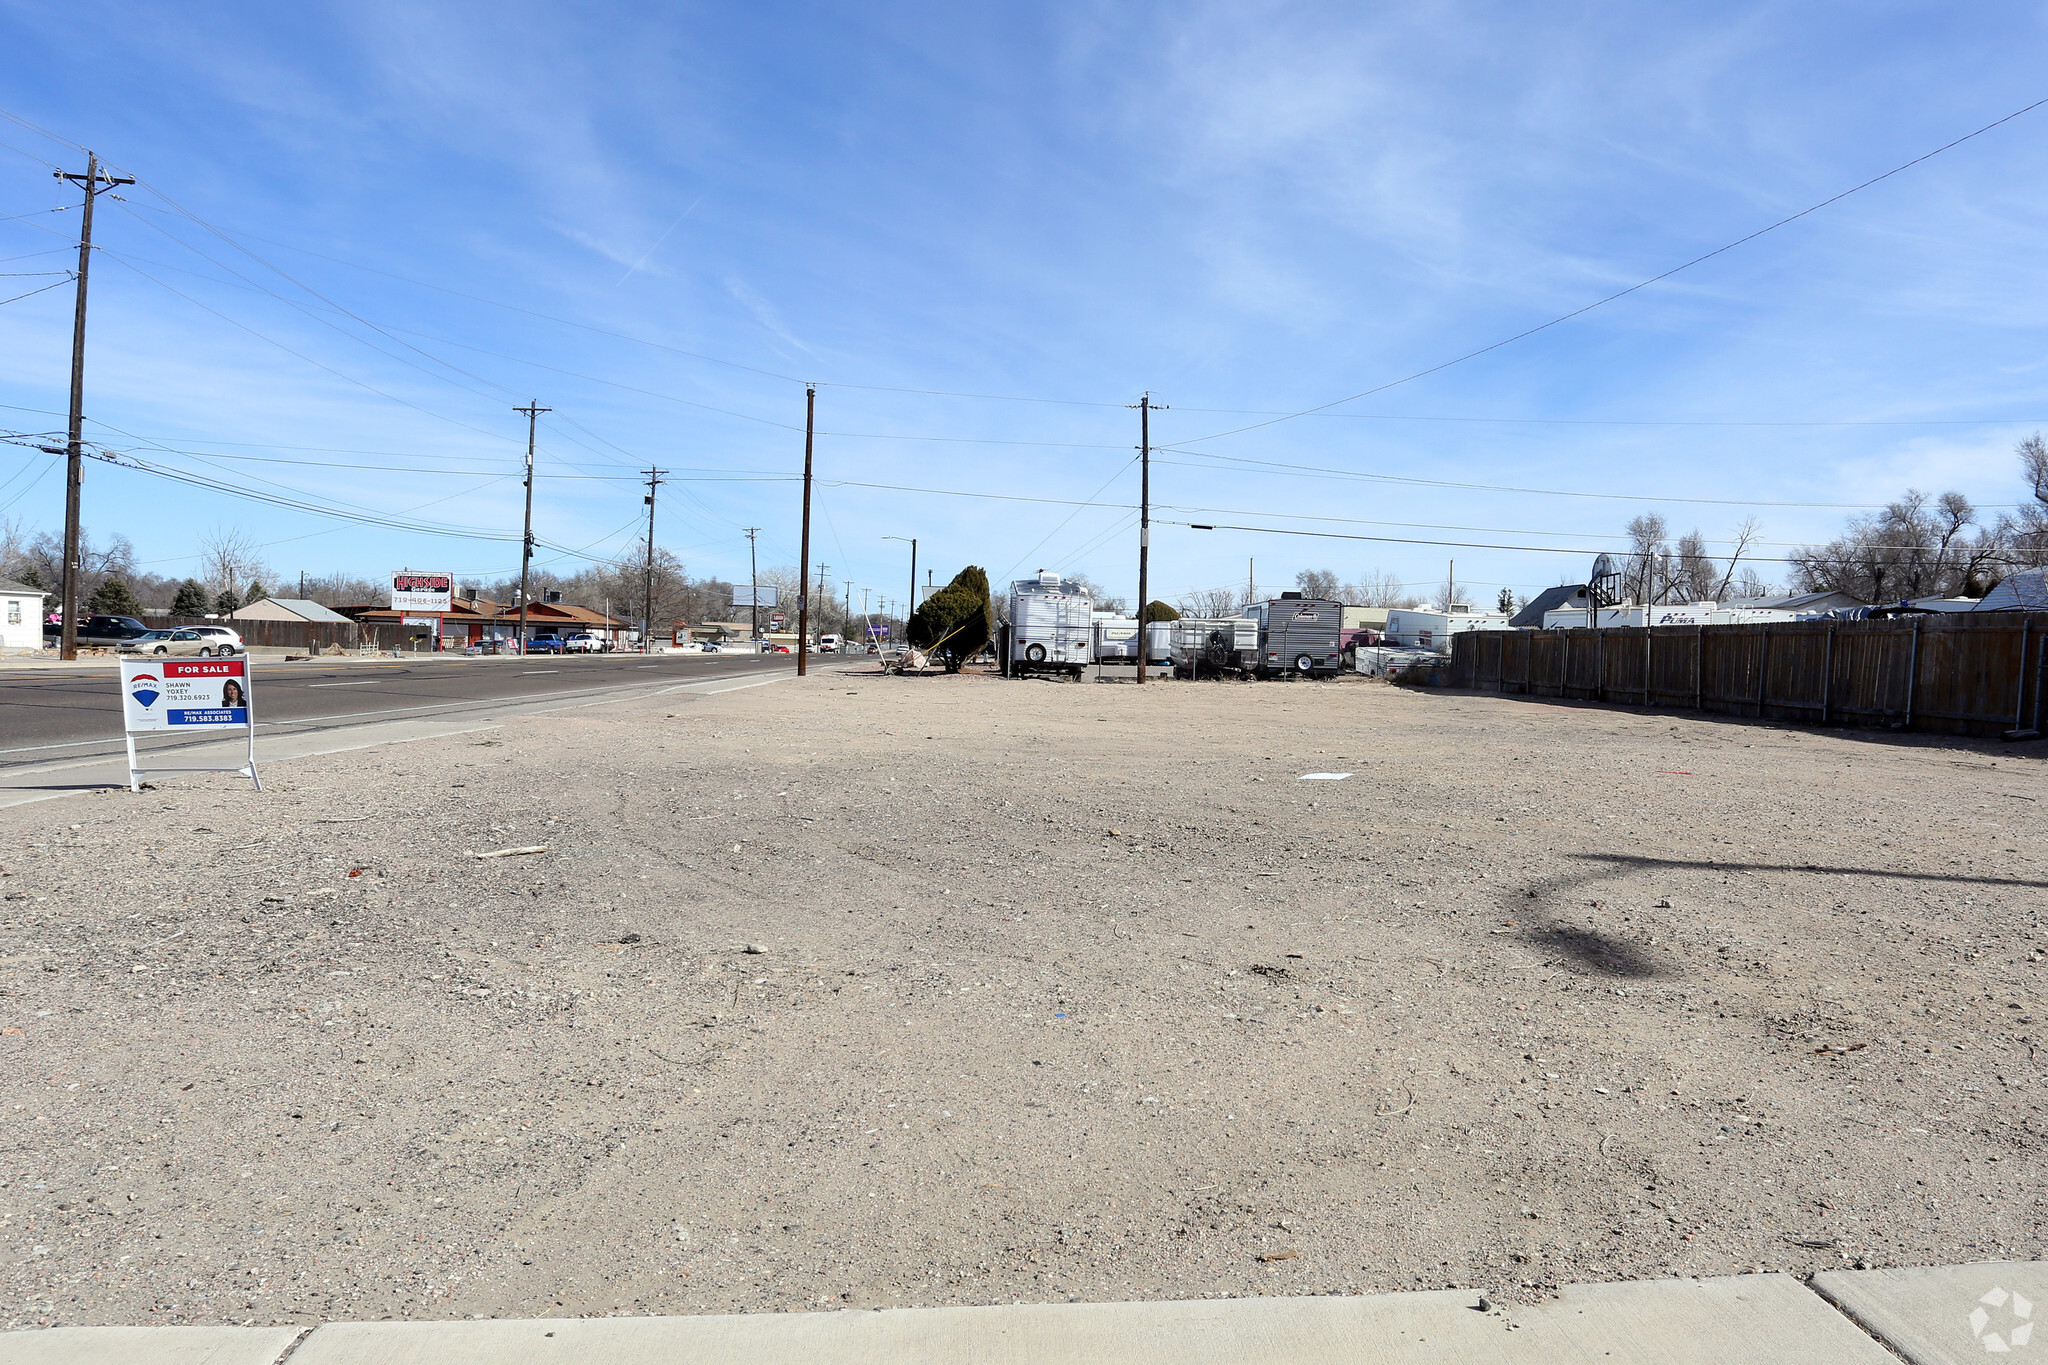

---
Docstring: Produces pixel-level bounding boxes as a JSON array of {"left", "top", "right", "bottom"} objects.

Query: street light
[{"left": 882, "top": 536, "right": 916, "bottom": 634}]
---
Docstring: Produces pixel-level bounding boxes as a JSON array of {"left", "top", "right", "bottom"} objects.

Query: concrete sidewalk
[{"left": 1, "top": 1264, "right": 2038, "bottom": 1364}]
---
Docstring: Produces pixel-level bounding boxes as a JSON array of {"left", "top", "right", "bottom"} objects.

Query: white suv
[{"left": 188, "top": 625, "right": 244, "bottom": 655}]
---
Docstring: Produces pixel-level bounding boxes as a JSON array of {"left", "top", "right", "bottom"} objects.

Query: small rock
[
  {"left": 618, "top": 934, "right": 641, "bottom": 945},
  {"left": 1654, "top": 897, "right": 1672, "bottom": 909},
  {"left": 744, "top": 943, "right": 766, "bottom": 955},
  {"left": 1476, "top": 1294, "right": 1493, "bottom": 1312}
]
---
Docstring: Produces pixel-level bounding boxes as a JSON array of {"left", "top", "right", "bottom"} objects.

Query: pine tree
[
  {"left": 1497, "top": 587, "right": 1515, "bottom": 614},
  {"left": 213, "top": 588, "right": 242, "bottom": 616},
  {"left": 171, "top": 580, "right": 209, "bottom": 616},
  {"left": 87, "top": 577, "right": 143, "bottom": 618},
  {"left": 15, "top": 565, "right": 45, "bottom": 591},
  {"left": 1140, "top": 600, "right": 1181, "bottom": 623},
  {"left": 245, "top": 580, "right": 269, "bottom": 603}
]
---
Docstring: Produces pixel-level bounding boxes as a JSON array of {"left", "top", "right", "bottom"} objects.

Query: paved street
[
  {"left": 0, "top": 652, "right": 794, "bottom": 759},
  {"left": 0, "top": 652, "right": 810, "bottom": 806}
]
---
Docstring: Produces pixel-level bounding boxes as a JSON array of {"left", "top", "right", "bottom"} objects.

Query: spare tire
[
  {"left": 1024, "top": 642, "right": 1047, "bottom": 663},
  {"left": 1294, "top": 654, "right": 1315, "bottom": 673}
]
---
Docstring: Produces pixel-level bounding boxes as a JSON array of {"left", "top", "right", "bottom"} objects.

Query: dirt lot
[{"left": 0, "top": 665, "right": 2043, "bottom": 1330}]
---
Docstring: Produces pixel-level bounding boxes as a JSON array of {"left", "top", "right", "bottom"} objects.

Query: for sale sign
[
  {"left": 391, "top": 570, "right": 454, "bottom": 613},
  {"left": 121, "top": 657, "right": 252, "bottom": 732}
]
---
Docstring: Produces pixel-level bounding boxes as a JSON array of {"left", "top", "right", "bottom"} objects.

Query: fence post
[
  {"left": 1596, "top": 628, "right": 1605, "bottom": 703},
  {"left": 1756, "top": 626, "right": 1770, "bottom": 719},
  {"left": 1644, "top": 626, "right": 1652, "bottom": 707},
  {"left": 1904, "top": 617, "right": 1922, "bottom": 729},
  {"left": 1561, "top": 631, "right": 1569, "bottom": 698},
  {"left": 2012, "top": 617, "right": 2032, "bottom": 734},
  {"left": 1821, "top": 625, "right": 1834, "bottom": 726},
  {"left": 1696, "top": 625, "right": 1704, "bottom": 710}
]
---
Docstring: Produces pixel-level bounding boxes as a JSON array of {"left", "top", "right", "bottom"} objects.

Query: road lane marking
[
  {"left": 520, "top": 669, "right": 560, "bottom": 674},
  {"left": 306, "top": 680, "right": 382, "bottom": 687}
]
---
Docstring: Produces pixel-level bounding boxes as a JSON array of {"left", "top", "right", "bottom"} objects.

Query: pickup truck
[
  {"left": 563, "top": 633, "right": 604, "bottom": 653},
  {"left": 44, "top": 614, "right": 150, "bottom": 647},
  {"left": 526, "top": 634, "right": 567, "bottom": 655}
]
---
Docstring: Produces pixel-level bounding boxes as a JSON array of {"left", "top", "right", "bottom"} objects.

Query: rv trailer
[
  {"left": 1171, "top": 617, "right": 1258, "bottom": 678},
  {"left": 1251, "top": 594, "right": 1345, "bottom": 678},
  {"left": 1007, "top": 572, "right": 1093, "bottom": 679}
]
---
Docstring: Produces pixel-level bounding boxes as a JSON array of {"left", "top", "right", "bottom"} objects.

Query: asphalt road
[{"left": 0, "top": 651, "right": 800, "bottom": 769}]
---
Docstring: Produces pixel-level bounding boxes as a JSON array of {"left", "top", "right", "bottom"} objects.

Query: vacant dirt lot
[{"left": 0, "top": 666, "right": 2043, "bottom": 1330}]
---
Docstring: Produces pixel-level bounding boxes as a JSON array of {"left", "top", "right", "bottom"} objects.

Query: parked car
[
  {"left": 563, "top": 633, "right": 602, "bottom": 653},
  {"left": 119, "top": 628, "right": 236, "bottom": 658},
  {"left": 185, "top": 625, "right": 243, "bottom": 654},
  {"left": 526, "top": 634, "right": 567, "bottom": 654},
  {"left": 44, "top": 614, "right": 150, "bottom": 647},
  {"left": 698, "top": 641, "right": 722, "bottom": 653}
]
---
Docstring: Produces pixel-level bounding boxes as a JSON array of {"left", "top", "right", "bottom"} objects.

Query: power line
[{"left": 1172, "top": 93, "right": 2048, "bottom": 450}]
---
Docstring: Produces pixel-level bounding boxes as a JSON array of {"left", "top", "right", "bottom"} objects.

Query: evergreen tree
[
  {"left": 245, "top": 580, "right": 269, "bottom": 603},
  {"left": 15, "top": 564, "right": 45, "bottom": 591},
  {"left": 907, "top": 566, "right": 993, "bottom": 672},
  {"left": 87, "top": 577, "right": 144, "bottom": 618},
  {"left": 213, "top": 588, "right": 242, "bottom": 616},
  {"left": 1140, "top": 600, "right": 1181, "bottom": 623},
  {"left": 171, "top": 579, "right": 209, "bottom": 616},
  {"left": 1497, "top": 587, "right": 1515, "bottom": 614}
]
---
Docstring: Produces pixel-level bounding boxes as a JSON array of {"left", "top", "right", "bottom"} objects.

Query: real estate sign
[
  {"left": 119, "top": 656, "right": 262, "bottom": 792},
  {"left": 122, "top": 657, "right": 252, "bottom": 731},
  {"left": 391, "top": 570, "right": 454, "bottom": 613}
]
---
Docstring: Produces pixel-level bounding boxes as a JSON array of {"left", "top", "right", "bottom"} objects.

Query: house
[
  {"left": 1975, "top": 568, "right": 2048, "bottom": 612},
  {"left": 0, "top": 578, "right": 48, "bottom": 651},
  {"left": 1510, "top": 585, "right": 1588, "bottom": 628},
  {"left": 1719, "top": 590, "right": 1865, "bottom": 614},
  {"left": 230, "top": 597, "right": 354, "bottom": 625},
  {"left": 338, "top": 595, "right": 634, "bottom": 648}
]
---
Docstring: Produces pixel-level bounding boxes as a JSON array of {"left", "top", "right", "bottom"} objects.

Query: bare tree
[
  {"left": 1789, "top": 489, "right": 2001, "bottom": 603},
  {"left": 1065, "top": 573, "right": 1126, "bottom": 615},
  {"left": 1178, "top": 586, "right": 1246, "bottom": 617},
  {"left": 1435, "top": 574, "right": 1470, "bottom": 609},
  {"left": 1339, "top": 568, "right": 1418, "bottom": 608},
  {"left": 1997, "top": 432, "right": 2048, "bottom": 569},
  {"left": 1622, "top": 513, "right": 1670, "bottom": 604},
  {"left": 200, "top": 526, "right": 266, "bottom": 601},
  {"left": 1294, "top": 568, "right": 1340, "bottom": 600}
]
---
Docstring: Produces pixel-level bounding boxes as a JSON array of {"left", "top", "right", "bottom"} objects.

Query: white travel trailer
[
  {"left": 1541, "top": 603, "right": 1717, "bottom": 629},
  {"left": 1007, "top": 572, "right": 1093, "bottom": 678},
  {"left": 1383, "top": 607, "right": 1512, "bottom": 649},
  {"left": 1172, "top": 617, "right": 1259, "bottom": 677}
]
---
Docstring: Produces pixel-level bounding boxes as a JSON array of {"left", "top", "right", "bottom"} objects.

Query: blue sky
[{"left": 3, "top": 1, "right": 2048, "bottom": 610}]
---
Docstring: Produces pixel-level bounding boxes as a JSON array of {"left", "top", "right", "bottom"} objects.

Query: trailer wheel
[
  {"left": 1294, "top": 654, "right": 1315, "bottom": 673},
  {"left": 1024, "top": 642, "right": 1047, "bottom": 663}
]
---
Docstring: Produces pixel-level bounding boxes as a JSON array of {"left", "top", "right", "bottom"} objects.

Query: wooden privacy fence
[
  {"left": 1448, "top": 612, "right": 2048, "bottom": 739},
  {"left": 143, "top": 614, "right": 407, "bottom": 652}
]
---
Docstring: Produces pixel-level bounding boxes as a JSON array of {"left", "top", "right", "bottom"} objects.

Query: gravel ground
[{"left": 0, "top": 664, "right": 2043, "bottom": 1331}]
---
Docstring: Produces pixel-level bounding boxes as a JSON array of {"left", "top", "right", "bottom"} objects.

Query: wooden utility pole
[
  {"left": 53, "top": 152, "right": 133, "bottom": 661},
  {"left": 744, "top": 528, "right": 761, "bottom": 641},
  {"left": 513, "top": 402, "right": 550, "bottom": 653},
  {"left": 1129, "top": 393, "right": 1165, "bottom": 682},
  {"left": 798, "top": 386, "right": 815, "bottom": 676},
  {"left": 641, "top": 467, "right": 666, "bottom": 651}
]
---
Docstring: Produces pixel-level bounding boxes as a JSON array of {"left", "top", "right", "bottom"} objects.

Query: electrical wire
[
  {"left": 0, "top": 277, "right": 70, "bottom": 307},
  {"left": 1172, "top": 93, "right": 2048, "bottom": 449}
]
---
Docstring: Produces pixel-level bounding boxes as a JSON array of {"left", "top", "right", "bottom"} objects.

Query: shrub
[
  {"left": 908, "top": 566, "right": 994, "bottom": 672},
  {"left": 1140, "top": 599, "right": 1181, "bottom": 623}
]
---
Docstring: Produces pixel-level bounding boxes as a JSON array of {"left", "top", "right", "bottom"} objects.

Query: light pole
[{"left": 883, "top": 535, "right": 916, "bottom": 645}]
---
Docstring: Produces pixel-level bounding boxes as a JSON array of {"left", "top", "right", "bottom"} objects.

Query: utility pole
[
  {"left": 513, "top": 402, "right": 550, "bottom": 654},
  {"left": 798, "top": 386, "right": 815, "bottom": 676},
  {"left": 1128, "top": 392, "right": 1165, "bottom": 683},
  {"left": 844, "top": 578, "right": 854, "bottom": 636},
  {"left": 1248, "top": 557, "right": 1254, "bottom": 610},
  {"left": 744, "top": 527, "right": 761, "bottom": 642},
  {"left": 641, "top": 467, "right": 666, "bottom": 651},
  {"left": 53, "top": 152, "right": 132, "bottom": 661}
]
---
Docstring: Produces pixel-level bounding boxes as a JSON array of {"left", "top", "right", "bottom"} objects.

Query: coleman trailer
[{"left": 1250, "top": 594, "right": 1344, "bottom": 678}]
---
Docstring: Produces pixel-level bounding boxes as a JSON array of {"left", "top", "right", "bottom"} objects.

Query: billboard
[
  {"left": 122, "top": 657, "right": 252, "bottom": 732},
  {"left": 392, "top": 570, "right": 454, "bottom": 613},
  {"left": 731, "top": 585, "right": 778, "bottom": 609}
]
